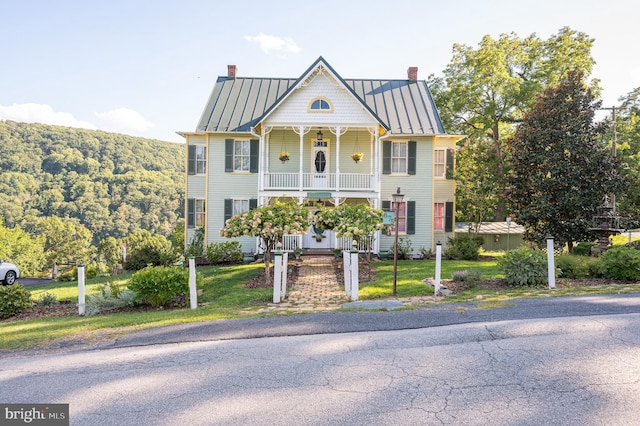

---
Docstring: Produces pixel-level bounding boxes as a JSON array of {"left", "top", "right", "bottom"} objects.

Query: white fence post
[
  {"left": 547, "top": 236, "right": 556, "bottom": 289},
  {"left": 77, "top": 263, "right": 85, "bottom": 315},
  {"left": 189, "top": 256, "right": 197, "bottom": 309},
  {"left": 435, "top": 242, "right": 442, "bottom": 297},
  {"left": 350, "top": 242, "right": 359, "bottom": 301},
  {"left": 343, "top": 250, "right": 350, "bottom": 298},
  {"left": 273, "top": 250, "right": 284, "bottom": 303},
  {"left": 281, "top": 252, "right": 288, "bottom": 300}
]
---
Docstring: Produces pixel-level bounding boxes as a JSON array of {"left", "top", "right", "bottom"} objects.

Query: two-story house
[{"left": 180, "top": 57, "right": 462, "bottom": 255}]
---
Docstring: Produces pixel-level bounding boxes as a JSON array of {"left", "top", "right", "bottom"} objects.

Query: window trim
[
  {"left": 187, "top": 198, "right": 206, "bottom": 229},
  {"left": 233, "top": 140, "right": 251, "bottom": 172},
  {"left": 308, "top": 96, "right": 333, "bottom": 112},
  {"left": 434, "top": 149, "right": 446, "bottom": 179},
  {"left": 188, "top": 145, "right": 206, "bottom": 175},
  {"left": 391, "top": 142, "right": 408, "bottom": 175},
  {"left": 434, "top": 202, "right": 445, "bottom": 231}
]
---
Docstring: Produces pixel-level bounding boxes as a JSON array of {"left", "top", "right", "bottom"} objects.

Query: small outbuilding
[{"left": 456, "top": 222, "right": 525, "bottom": 252}]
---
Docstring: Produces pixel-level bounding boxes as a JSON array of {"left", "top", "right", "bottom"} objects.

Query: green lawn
[{"left": 3, "top": 257, "right": 640, "bottom": 353}]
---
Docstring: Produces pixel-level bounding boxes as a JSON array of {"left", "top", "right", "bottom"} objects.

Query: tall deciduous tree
[
  {"left": 37, "top": 216, "right": 95, "bottom": 273},
  {"left": 506, "top": 71, "right": 628, "bottom": 251},
  {"left": 429, "top": 27, "right": 597, "bottom": 221}
]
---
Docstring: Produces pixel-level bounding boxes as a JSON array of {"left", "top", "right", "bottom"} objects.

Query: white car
[{"left": 0, "top": 260, "right": 20, "bottom": 285}]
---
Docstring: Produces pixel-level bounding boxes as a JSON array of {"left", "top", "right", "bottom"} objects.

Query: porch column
[
  {"left": 299, "top": 125, "right": 304, "bottom": 192},
  {"left": 374, "top": 127, "right": 381, "bottom": 193},
  {"left": 336, "top": 126, "right": 341, "bottom": 192},
  {"left": 259, "top": 130, "right": 265, "bottom": 191}
]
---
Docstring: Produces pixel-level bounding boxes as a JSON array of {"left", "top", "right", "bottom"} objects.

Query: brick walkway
[{"left": 256, "top": 256, "right": 347, "bottom": 314}]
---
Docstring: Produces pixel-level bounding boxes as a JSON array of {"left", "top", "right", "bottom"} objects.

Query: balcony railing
[{"left": 264, "top": 173, "right": 374, "bottom": 191}]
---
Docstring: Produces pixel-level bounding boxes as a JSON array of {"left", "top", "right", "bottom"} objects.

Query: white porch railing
[
  {"left": 282, "top": 235, "right": 303, "bottom": 252},
  {"left": 338, "top": 235, "right": 375, "bottom": 252},
  {"left": 264, "top": 173, "right": 374, "bottom": 191}
]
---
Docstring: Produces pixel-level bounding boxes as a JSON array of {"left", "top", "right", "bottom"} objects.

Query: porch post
[
  {"left": 299, "top": 125, "right": 304, "bottom": 191},
  {"left": 336, "top": 126, "right": 341, "bottom": 192},
  {"left": 374, "top": 127, "right": 380, "bottom": 192}
]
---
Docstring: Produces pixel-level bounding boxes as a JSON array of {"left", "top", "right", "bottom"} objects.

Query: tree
[
  {"left": 37, "top": 216, "right": 95, "bottom": 274},
  {"left": 122, "top": 230, "right": 179, "bottom": 271},
  {"left": 97, "top": 236, "right": 122, "bottom": 272},
  {"left": 0, "top": 220, "right": 45, "bottom": 276},
  {"left": 220, "top": 201, "right": 310, "bottom": 285},
  {"left": 506, "top": 71, "right": 629, "bottom": 252},
  {"left": 314, "top": 203, "right": 385, "bottom": 259},
  {"left": 429, "top": 27, "right": 597, "bottom": 221}
]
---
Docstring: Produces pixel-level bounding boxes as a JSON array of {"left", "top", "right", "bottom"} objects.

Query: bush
[
  {"left": 572, "top": 241, "right": 596, "bottom": 256},
  {"left": 205, "top": 241, "right": 243, "bottom": 264},
  {"left": 86, "top": 283, "right": 139, "bottom": 316},
  {"left": 625, "top": 240, "right": 640, "bottom": 251},
  {"left": 390, "top": 237, "right": 412, "bottom": 260},
  {"left": 124, "top": 231, "right": 180, "bottom": 271},
  {"left": 186, "top": 227, "right": 205, "bottom": 258},
  {"left": 599, "top": 246, "right": 640, "bottom": 280},
  {"left": 588, "top": 259, "right": 604, "bottom": 278},
  {"left": 128, "top": 266, "right": 194, "bottom": 308},
  {"left": 0, "top": 284, "right": 33, "bottom": 319},
  {"left": 36, "top": 292, "right": 58, "bottom": 306},
  {"left": 497, "top": 246, "right": 548, "bottom": 286},
  {"left": 451, "top": 269, "right": 482, "bottom": 287},
  {"left": 443, "top": 235, "right": 483, "bottom": 260},
  {"left": 556, "top": 255, "right": 591, "bottom": 279}
]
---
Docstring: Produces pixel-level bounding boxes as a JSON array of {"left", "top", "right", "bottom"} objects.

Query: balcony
[{"left": 264, "top": 172, "right": 375, "bottom": 191}]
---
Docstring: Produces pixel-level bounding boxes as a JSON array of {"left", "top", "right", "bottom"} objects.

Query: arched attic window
[{"left": 308, "top": 97, "right": 333, "bottom": 112}]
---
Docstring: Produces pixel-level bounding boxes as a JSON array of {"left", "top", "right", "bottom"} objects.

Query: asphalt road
[{"left": 1, "top": 307, "right": 639, "bottom": 425}]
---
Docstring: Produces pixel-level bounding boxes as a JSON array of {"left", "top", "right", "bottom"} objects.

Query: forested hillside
[{"left": 0, "top": 120, "right": 185, "bottom": 243}]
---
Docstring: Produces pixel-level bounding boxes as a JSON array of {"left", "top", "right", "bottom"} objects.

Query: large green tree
[
  {"left": 429, "top": 27, "right": 597, "bottom": 221},
  {"left": 506, "top": 71, "right": 628, "bottom": 251},
  {"left": 37, "top": 216, "right": 95, "bottom": 273},
  {"left": 0, "top": 220, "right": 44, "bottom": 276}
]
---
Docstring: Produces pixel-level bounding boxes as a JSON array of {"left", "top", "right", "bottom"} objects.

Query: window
[
  {"left": 233, "top": 199, "right": 250, "bottom": 216},
  {"left": 434, "top": 202, "right": 445, "bottom": 231},
  {"left": 234, "top": 140, "right": 250, "bottom": 172},
  {"left": 188, "top": 145, "right": 206, "bottom": 175},
  {"left": 392, "top": 201, "right": 407, "bottom": 233},
  {"left": 309, "top": 97, "right": 332, "bottom": 112},
  {"left": 434, "top": 149, "right": 446, "bottom": 178},
  {"left": 383, "top": 141, "right": 416, "bottom": 175},
  {"left": 187, "top": 198, "right": 206, "bottom": 228},
  {"left": 391, "top": 142, "right": 407, "bottom": 174}
]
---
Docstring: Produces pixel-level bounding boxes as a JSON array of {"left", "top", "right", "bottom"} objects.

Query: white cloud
[
  {"left": 95, "top": 108, "right": 154, "bottom": 133},
  {"left": 244, "top": 33, "right": 301, "bottom": 55},
  {"left": 0, "top": 103, "right": 96, "bottom": 129}
]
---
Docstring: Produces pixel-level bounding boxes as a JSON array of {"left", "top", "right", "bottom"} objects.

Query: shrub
[
  {"left": 205, "top": 241, "right": 243, "bottom": 264},
  {"left": 57, "top": 267, "right": 77, "bottom": 282},
  {"left": 86, "top": 283, "right": 139, "bottom": 316},
  {"left": 128, "top": 266, "right": 194, "bottom": 308},
  {"left": 497, "top": 246, "right": 548, "bottom": 286},
  {"left": 124, "top": 231, "right": 180, "bottom": 271},
  {"left": 36, "top": 292, "right": 58, "bottom": 306},
  {"left": 443, "top": 235, "right": 483, "bottom": 260},
  {"left": 390, "top": 237, "right": 413, "bottom": 260},
  {"left": 186, "top": 227, "right": 205, "bottom": 258},
  {"left": 599, "top": 246, "right": 640, "bottom": 280},
  {"left": 625, "top": 240, "right": 640, "bottom": 251},
  {"left": 572, "top": 241, "right": 596, "bottom": 256},
  {"left": 556, "top": 255, "right": 591, "bottom": 279},
  {"left": 451, "top": 269, "right": 482, "bottom": 287},
  {"left": 0, "top": 284, "right": 33, "bottom": 319},
  {"left": 588, "top": 259, "right": 604, "bottom": 278}
]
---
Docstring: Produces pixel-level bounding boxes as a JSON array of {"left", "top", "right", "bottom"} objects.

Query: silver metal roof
[{"left": 195, "top": 57, "right": 446, "bottom": 135}]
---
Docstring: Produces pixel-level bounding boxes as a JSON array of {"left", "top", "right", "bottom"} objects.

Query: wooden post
[
  {"left": 273, "top": 251, "right": 283, "bottom": 303},
  {"left": 189, "top": 257, "right": 197, "bottom": 309},
  {"left": 77, "top": 263, "right": 85, "bottom": 315},
  {"left": 350, "top": 242, "right": 359, "bottom": 301},
  {"left": 435, "top": 242, "right": 442, "bottom": 297},
  {"left": 547, "top": 236, "right": 556, "bottom": 289}
]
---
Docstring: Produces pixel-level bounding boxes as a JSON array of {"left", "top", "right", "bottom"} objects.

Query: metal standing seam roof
[{"left": 196, "top": 59, "right": 447, "bottom": 135}]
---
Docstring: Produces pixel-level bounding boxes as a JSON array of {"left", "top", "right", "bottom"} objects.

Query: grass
[{"left": 3, "top": 257, "right": 640, "bottom": 352}]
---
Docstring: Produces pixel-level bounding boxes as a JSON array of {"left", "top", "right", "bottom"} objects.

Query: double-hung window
[
  {"left": 392, "top": 201, "right": 407, "bottom": 233},
  {"left": 434, "top": 149, "right": 446, "bottom": 178},
  {"left": 188, "top": 145, "right": 206, "bottom": 175},
  {"left": 233, "top": 199, "right": 250, "bottom": 216},
  {"left": 434, "top": 202, "right": 445, "bottom": 231},
  {"left": 187, "top": 198, "right": 206, "bottom": 228},
  {"left": 234, "top": 140, "right": 250, "bottom": 172},
  {"left": 391, "top": 142, "right": 408, "bottom": 174}
]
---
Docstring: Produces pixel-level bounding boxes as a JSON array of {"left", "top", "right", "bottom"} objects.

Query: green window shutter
[
  {"left": 382, "top": 141, "right": 391, "bottom": 174},
  {"left": 250, "top": 139, "right": 259, "bottom": 173},
  {"left": 381, "top": 200, "right": 391, "bottom": 211},
  {"left": 445, "top": 201, "right": 454, "bottom": 232},
  {"left": 225, "top": 139, "right": 234, "bottom": 172},
  {"left": 408, "top": 141, "right": 417, "bottom": 175},
  {"left": 407, "top": 200, "right": 416, "bottom": 235},
  {"left": 445, "top": 148, "right": 454, "bottom": 179},
  {"left": 224, "top": 199, "right": 233, "bottom": 225},
  {"left": 249, "top": 199, "right": 258, "bottom": 210},
  {"left": 188, "top": 145, "right": 196, "bottom": 175},
  {"left": 187, "top": 198, "right": 195, "bottom": 228}
]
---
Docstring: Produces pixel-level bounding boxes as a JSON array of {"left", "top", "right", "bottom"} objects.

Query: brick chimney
[
  {"left": 407, "top": 66, "right": 418, "bottom": 81},
  {"left": 228, "top": 65, "right": 237, "bottom": 78}
]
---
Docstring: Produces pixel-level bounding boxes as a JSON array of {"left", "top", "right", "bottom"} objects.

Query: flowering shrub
[{"left": 220, "top": 201, "right": 310, "bottom": 284}]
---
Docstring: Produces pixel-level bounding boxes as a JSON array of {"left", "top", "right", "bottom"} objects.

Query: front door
[{"left": 313, "top": 140, "right": 328, "bottom": 188}]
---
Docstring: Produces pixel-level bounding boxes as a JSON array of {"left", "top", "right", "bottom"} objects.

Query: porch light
[
  {"left": 392, "top": 187, "right": 404, "bottom": 297},
  {"left": 317, "top": 130, "right": 323, "bottom": 141}
]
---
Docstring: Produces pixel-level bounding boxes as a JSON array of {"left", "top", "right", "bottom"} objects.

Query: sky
[{"left": 1, "top": 0, "right": 638, "bottom": 144}]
